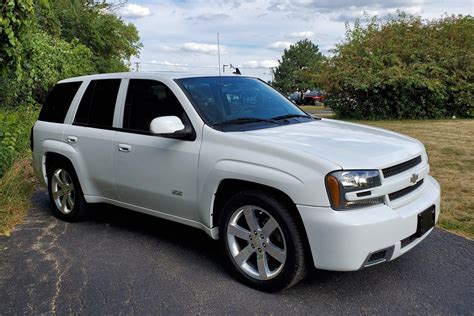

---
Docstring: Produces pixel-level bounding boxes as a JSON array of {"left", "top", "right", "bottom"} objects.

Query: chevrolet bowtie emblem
[{"left": 410, "top": 173, "right": 419, "bottom": 184}]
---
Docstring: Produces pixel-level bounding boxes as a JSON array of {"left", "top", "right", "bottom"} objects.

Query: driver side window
[{"left": 123, "top": 79, "right": 185, "bottom": 132}]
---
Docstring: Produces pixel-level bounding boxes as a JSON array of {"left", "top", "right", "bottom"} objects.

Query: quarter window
[
  {"left": 38, "top": 82, "right": 82, "bottom": 123},
  {"left": 74, "top": 79, "right": 121, "bottom": 128},
  {"left": 123, "top": 79, "right": 185, "bottom": 132}
]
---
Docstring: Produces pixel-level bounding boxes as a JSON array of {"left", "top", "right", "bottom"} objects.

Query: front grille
[
  {"left": 382, "top": 156, "right": 422, "bottom": 178},
  {"left": 389, "top": 179, "right": 424, "bottom": 201}
]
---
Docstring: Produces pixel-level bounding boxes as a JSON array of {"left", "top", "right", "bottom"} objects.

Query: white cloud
[
  {"left": 187, "top": 13, "right": 231, "bottom": 22},
  {"left": 242, "top": 60, "right": 259, "bottom": 68},
  {"left": 261, "top": 60, "right": 279, "bottom": 68},
  {"left": 289, "top": 31, "right": 314, "bottom": 38},
  {"left": 241, "top": 60, "right": 279, "bottom": 68},
  {"left": 182, "top": 42, "right": 228, "bottom": 54},
  {"left": 268, "top": 41, "right": 292, "bottom": 50},
  {"left": 150, "top": 61, "right": 188, "bottom": 67},
  {"left": 159, "top": 45, "right": 179, "bottom": 52},
  {"left": 120, "top": 4, "right": 151, "bottom": 18},
  {"left": 331, "top": 5, "right": 423, "bottom": 22}
]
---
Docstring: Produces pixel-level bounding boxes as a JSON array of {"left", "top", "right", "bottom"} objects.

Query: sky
[{"left": 115, "top": 0, "right": 473, "bottom": 81}]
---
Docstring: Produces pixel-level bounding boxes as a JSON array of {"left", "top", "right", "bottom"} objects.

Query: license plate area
[{"left": 416, "top": 205, "right": 435, "bottom": 237}]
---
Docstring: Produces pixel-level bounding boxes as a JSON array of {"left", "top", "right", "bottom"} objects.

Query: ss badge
[{"left": 172, "top": 190, "right": 183, "bottom": 196}]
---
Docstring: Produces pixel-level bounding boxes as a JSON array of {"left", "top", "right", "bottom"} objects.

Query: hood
[{"left": 237, "top": 119, "right": 424, "bottom": 170}]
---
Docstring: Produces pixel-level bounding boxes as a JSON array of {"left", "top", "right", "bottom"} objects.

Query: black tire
[
  {"left": 47, "top": 160, "right": 87, "bottom": 222},
  {"left": 219, "top": 190, "right": 307, "bottom": 292}
]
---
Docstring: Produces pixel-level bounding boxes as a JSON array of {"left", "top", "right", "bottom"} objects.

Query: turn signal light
[{"left": 326, "top": 175, "right": 340, "bottom": 209}]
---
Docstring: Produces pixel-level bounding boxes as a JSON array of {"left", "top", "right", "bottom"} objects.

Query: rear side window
[
  {"left": 38, "top": 82, "right": 82, "bottom": 123},
  {"left": 74, "top": 79, "right": 121, "bottom": 128}
]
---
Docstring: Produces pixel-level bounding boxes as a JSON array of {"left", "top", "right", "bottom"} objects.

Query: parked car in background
[
  {"left": 32, "top": 73, "right": 440, "bottom": 292},
  {"left": 303, "top": 90, "right": 325, "bottom": 105},
  {"left": 288, "top": 92, "right": 302, "bottom": 105}
]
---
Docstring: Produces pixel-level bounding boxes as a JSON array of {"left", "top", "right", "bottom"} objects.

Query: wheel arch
[
  {"left": 45, "top": 152, "right": 75, "bottom": 173},
  {"left": 44, "top": 152, "right": 84, "bottom": 192},
  {"left": 212, "top": 178, "right": 314, "bottom": 267}
]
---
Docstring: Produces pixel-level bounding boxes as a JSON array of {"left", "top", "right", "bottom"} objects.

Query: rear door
[
  {"left": 113, "top": 79, "right": 201, "bottom": 221},
  {"left": 33, "top": 82, "right": 83, "bottom": 184},
  {"left": 63, "top": 79, "right": 121, "bottom": 199}
]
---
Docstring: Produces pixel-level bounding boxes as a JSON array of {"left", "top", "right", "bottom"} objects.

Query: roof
[{"left": 58, "top": 71, "right": 248, "bottom": 83}]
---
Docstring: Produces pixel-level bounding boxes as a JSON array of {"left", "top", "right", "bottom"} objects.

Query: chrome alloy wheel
[
  {"left": 51, "top": 168, "right": 75, "bottom": 214},
  {"left": 227, "top": 205, "right": 287, "bottom": 280}
]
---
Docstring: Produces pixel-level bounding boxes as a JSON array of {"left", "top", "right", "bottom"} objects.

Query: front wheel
[{"left": 219, "top": 191, "right": 307, "bottom": 292}]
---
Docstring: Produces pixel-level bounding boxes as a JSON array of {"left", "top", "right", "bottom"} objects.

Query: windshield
[{"left": 176, "top": 76, "right": 313, "bottom": 131}]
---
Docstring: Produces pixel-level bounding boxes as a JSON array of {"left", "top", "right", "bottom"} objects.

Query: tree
[
  {"left": 272, "top": 39, "right": 325, "bottom": 94},
  {"left": 35, "top": 0, "right": 142, "bottom": 73},
  {"left": 319, "top": 13, "right": 474, "bottom": 119},
  {"left": 1, "top": 0, "right": 142, "bottom": 108},
  {"left": 0, "top": 0, "right": 34, "bottom": 71}
]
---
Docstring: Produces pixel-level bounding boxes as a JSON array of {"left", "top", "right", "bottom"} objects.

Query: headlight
[{"left": 325, "top": 170, "right": 383, "bottom": 210}]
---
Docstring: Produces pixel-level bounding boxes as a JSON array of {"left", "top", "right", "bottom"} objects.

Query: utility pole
[
  {"left": 217, "top": 32, "right": 221, "bottom": 76},
  {"left": 134, "top": 62, "right": 140, "bottom": 72}
]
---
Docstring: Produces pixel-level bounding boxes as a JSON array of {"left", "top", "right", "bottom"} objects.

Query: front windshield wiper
[
  {"left": 213, "top": 117, "right": 280, "bottom": 126},
  {"left": 271, "top": 114, "right": 314, "bottom": 121}
]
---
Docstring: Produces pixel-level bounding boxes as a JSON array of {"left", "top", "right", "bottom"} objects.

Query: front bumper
[{"left": 297, "top": 175, "right": 440, "bottom": 271}]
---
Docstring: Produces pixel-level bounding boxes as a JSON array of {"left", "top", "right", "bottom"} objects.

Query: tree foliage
[
  {"left": 15, "top": 31, "right": 97, "bottom": 105},
  {"left": 273, "top": 39, "right": 325, "bottom": 94},
  {"left": 319, "top": 13, "right": 474, "bottom": 119},
  {"left": 0, "top": 0, "right": 34, "bottom": 70},
  {"left": 35, "top": 0, "right": 142, "bottom": 73},
  {"left": 0, "top": 0, "right": 142, "bottom": 108}
]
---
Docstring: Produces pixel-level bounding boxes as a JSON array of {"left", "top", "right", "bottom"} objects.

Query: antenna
[{"left": 217, "top": 32, "right": 221, "bottom": 76}]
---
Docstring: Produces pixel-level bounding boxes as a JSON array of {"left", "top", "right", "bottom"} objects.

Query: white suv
[{"left": 32, "top": 72, "right": 440, "bottom": 291}]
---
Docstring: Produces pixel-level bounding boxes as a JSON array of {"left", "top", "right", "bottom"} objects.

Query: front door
[{"left": 113, "top": 79, "right": 201, "bottom": 221}]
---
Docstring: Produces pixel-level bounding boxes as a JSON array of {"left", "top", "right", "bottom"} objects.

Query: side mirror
[{"left": 150, "top": 116, "right": 185, "bottom": 136}]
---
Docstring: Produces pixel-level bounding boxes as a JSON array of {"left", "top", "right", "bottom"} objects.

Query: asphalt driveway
[{"left": 1, "top": 189, "right": 473, "bottom": 314}]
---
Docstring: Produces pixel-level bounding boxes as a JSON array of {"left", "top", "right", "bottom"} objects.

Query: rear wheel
[
  {"left": 47, "top": 161, "right": 87, "bottom": 221},
  {"left": 219, "top": 191, "right": 306, "bottom": 292}
]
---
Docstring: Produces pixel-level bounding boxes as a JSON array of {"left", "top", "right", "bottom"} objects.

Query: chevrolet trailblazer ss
[{"left": 31, "top": 73, "right": 440, "bottom": 291}]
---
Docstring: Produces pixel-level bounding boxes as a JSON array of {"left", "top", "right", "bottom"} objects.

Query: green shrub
[
  {"left": 5, "top": 30, "right": 96, "bottom": 106},
  {"left": 1, "top": 0, "right": 141, "bottom": 109},
  {"left": 0, "top": 106, "right": 38, "bottom": 177},
  {"left": 319, "top": 13, "right": 474, "bottom": 119}
]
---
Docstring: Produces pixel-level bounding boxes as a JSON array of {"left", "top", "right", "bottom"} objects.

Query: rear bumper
[
  {"left": 32, "top": 152, "right": 47, "bottom": 187},
  {"left": 297, "top": 175, "right": 440, "bottom": 271}
]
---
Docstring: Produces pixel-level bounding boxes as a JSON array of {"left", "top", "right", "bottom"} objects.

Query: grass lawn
[
  {"left": 359, "top": 119, "right": 473, "bottom": 239},
  {"left": 0, "top": 154, "right": 38, "bottom": 235},
  {"left": 299, "top": 105, "right": 327, "bottom": 112}
]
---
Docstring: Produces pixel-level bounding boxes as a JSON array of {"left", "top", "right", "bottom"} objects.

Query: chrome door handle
[
  {"left": 67, "top": 136, "right": 78, "bottom": 143},
  {"left": 118, "top": 144, "right": 132, "bottom": 153}
]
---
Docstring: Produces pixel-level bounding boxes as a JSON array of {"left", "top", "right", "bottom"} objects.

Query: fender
[
  {"left": 197, "top": 159, "right": 305, "bottom": 230},
  {"left": 35, "top": 139, "right": 64, "bottom": 186},
  {"left": 58, "top": 141, "right": 99, "bottom": 198}
]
